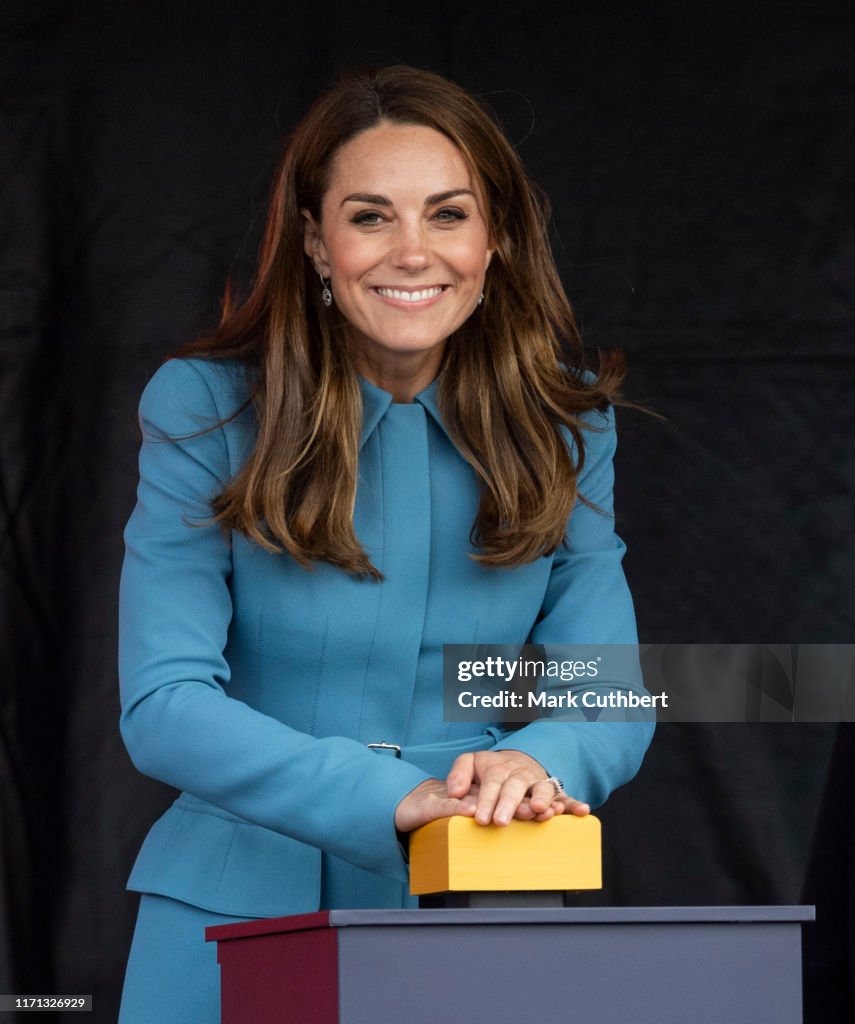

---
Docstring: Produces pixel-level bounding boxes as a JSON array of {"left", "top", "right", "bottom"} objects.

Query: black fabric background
[{"left": 1, "top": 2, "right": 852, "bottom": 1019}]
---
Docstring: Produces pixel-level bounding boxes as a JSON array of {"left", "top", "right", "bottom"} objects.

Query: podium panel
[{"left": 207, "top": 905, "right": 813, "bottom": 1024}]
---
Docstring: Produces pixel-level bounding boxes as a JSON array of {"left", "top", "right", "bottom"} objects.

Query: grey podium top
[
  {"left": 326, "top": 905, "right": 815, "bottom": 927},
  {"left": 206, "top": 904, "right": 815, "bottom": 943}
]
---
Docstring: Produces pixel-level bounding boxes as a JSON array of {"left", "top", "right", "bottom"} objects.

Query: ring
[{"left": 543, "top": 776, "right": 564, "bottom": 797}]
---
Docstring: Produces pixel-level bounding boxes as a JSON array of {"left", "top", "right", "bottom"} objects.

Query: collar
[{"left": 359, "top": 375, "right": 454, "bottom": 450}]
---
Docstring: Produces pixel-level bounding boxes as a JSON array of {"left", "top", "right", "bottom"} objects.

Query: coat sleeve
[
  {"left": 118, "top": 359, "right": 429, "bottom": 882},
  {"left": 491, "top": 405, "right": 655, "bottom": 806}
]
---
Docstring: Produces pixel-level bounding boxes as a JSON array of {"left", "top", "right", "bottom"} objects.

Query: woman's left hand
[{"left": 446, "top": 749, "right": 590, "bottom": 826}]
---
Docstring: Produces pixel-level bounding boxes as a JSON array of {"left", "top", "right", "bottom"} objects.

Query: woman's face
[{"left": 303, "top": 122, "right": 493, "bottom": 393}]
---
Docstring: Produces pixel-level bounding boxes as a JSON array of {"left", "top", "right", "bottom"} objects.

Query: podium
[
  {"left": 206, "top": 817, "right": 814, "bottom": 1022},
  {"left": 207, "top": 905, "right": 813, "bottom": 1023}
]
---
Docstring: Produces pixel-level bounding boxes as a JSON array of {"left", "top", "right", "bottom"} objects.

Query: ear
[{"left": 300, "top": 209, "right": 331, "bottom": 277}]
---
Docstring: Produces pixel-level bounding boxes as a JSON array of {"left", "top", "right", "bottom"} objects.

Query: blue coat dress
[{"left": 119, "top": 357, "right": 653, "bottom": 918}]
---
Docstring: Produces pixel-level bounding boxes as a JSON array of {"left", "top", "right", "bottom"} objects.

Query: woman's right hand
[{"left": 394, "top": 778, "right": 479, "bottom": 833}]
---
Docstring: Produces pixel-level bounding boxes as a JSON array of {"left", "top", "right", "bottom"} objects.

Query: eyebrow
[{"left": 340, "top": 188, "right": 475, "bottom": 208}]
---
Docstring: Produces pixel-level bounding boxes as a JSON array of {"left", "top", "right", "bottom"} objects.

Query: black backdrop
[{"left": 2, "top": 2, "right": 853, "bottom": 1019}]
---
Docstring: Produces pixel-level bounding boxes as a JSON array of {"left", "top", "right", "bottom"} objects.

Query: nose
[{"left": 392, "top": 219, "right": 430, "bottom": 272}]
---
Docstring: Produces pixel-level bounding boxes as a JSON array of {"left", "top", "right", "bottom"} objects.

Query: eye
[
  {"left": 433, "top": 207, "right": 468, "bottom": 223},
  {"left": 350, "top": 210, "right": 387, "bottom": 226}
]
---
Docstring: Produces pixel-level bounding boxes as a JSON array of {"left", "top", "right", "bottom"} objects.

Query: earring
[
  {"left": 320, "top": 274, "right": 332, "bottom": 308},
  {"left": 478, "top": 292, "right": 484, "bottom": 306}
]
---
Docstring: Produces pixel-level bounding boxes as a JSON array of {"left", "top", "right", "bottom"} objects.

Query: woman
[{"left": 118, "top": 64, "right": 652, "bottom": 1022}]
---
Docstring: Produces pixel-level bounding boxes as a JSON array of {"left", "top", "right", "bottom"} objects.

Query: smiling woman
[
  {"left": 117, "top": 64, "right": 653, "bottom": 1022},
  {"left": 301, "top": 123, "right": 493, "bottom": 398}
]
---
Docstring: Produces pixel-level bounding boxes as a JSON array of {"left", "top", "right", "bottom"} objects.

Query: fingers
[
  {"left": 470, "top": 750, "right": 544, "bottom": 826},
  {"left": 446, "top": 752, "right": 475, "bottom": 798},
  {"left": 394, "top": 777, "right": 477, "bottom": 833},
  {"left": 508, "top": 794, "right": 590, "bottom": 822},
  {"left": 561, "top": 796, "right": 591, "bottom": 817},
  {"left": 527, "top": 777, "right": 565, "bottom": 815},
  {"left": 477, "top": 769, "right": 531, "bottom": 825},
  {"left": 396, "top": 755, "right": 591, "bottom": 833},
  {"left": 467, "top": 751, "right": 591, "bottom": 826}
]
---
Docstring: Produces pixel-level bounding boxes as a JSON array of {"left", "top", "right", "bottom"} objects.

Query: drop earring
[
  {"left": 320, "top": 274, "right": 332, "bottom": 308},
  {"left": 478, "top": 291, "right": 484, "bottom": 306}
]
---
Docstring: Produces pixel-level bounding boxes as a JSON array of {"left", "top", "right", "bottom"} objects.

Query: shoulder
[
  {"left": 562, "top": 366, "right": 617, "bottom": 429},
  {"left": 138, "top": 358, "right": 253, "bottom": 436},
  {"left": 558, "top": 366, "right": 617, "bottom": 465}
]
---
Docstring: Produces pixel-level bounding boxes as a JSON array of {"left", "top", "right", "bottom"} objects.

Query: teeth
[{"left": 376, "top": 287, "right": 443, "bottom": 302}]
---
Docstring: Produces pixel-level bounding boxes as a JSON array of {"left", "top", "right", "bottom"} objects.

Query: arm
[
  {"left": 119, "top": 359, "right": 469, "bottom": 880},
  {"left": 446, "top": 405, "right": 654, "bottom": 820}
]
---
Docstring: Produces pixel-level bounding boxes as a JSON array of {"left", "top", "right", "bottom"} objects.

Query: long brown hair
[{"left": 179, "top": 64, "right": 624, "bottom": 578}]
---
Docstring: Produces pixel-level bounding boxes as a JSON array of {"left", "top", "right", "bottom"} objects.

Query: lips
[{"left": 374, "top": 286, "right": 445, "bottom": 302}]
